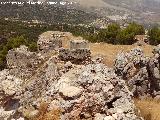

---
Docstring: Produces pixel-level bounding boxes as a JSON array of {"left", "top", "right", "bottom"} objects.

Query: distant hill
[
  {"left": 68, "top": 0, "right": 160, "bottom": 26},
  {"left": 0, "top": 0, "right": 100, "bottom": 24},
  {"left": 0, "top": 0, "right": 160, "bottom": 26}
]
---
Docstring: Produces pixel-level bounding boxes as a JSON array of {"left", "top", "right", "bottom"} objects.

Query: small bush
[{"left": 28, "top": 42, "right": 38, "bottom": 52}]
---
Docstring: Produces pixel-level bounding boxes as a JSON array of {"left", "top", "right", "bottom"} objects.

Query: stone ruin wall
[
  {"left": 2, "top": 31, "right": 160, "bottom": 120},
  {"left": 58, "top": 40, "right": 91, "bottom": 62},
  {"left": 70, "top": 40, "right": 89, "bottom": 50},
  {"left": 6, "top": 45, "right": 43, "bottom": 79},
  {"left": 37, "top": 31, "right": 63, "bottom": 52},
  {"left": 7, "top": 45, "right": 36, "bottom": 69},
  {"left": 37, "top": 31, "right": 91, "bottom": 63}
]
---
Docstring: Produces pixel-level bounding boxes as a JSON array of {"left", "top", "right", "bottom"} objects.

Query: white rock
[
  {"left": 1, "top": 76, "right": 22, "bottom": 96},
  {"left": 94, "top": 113, "right": 105, "bottom": 120},
  {"left": 104, "top": 116, "right": 115, "bottom": 120},
  {"left": 59, "top": 83, "right": 82, "bottom": 98},
  {"left": 0, "top": 107, "right": 15, "bottom": 120},
  {"left": 11, "top": 117, "right": 25, "bottom": 120}
]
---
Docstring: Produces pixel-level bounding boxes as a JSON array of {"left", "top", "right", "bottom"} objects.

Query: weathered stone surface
[
  {"left": 70, "top": 40, "right": 89, "bottom": 50},
  {"left": 37, "top": 31, "right": 63, "bottom": 51},
  {"left": 6, "top": 45, "right": 43, "bottom": 79},
  {"left": 0, "top": 69, "right": 22, "bottom": 104},
  {"left": 7, "top": 45, "right": 36, "bottom": 69},
  {"left": 59, "top": 39, "right": 91, "bottom": 63},
  {"left": 114, "top": 46, "right": 160, "bottom": 98},
  {"left": 19, "top": 56, "right": 60, "bottom": 109},
  {"left": 0, "top": 108, "right": 15, "bottom": 120},
  {"left": 46, "top": 60, "right": 142, "bottom": 120},
  {"left": 0, "top": 31, "right": 146, "bottom": 120},
  {"left": 94, "top": 113, "right": 105, "bottom": 120},
  {"left": 59, "top": 84, "right": 83, "bottom": 98},
  {"left": 0, "top": 71, "right": 22, "bottom": 120},
  {"left": 59, "top": 48, "right": 91, "bottom": 62}
]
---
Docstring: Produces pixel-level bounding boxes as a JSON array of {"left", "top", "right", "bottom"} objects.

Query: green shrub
[
  {"left": 148, "top": 27, "right": 160, "bottom": 45},
  {"left": 116, "top": 22, "right": 145, "bottom": 45},
  {"left": 28, "top": 42, "right": 38, "bottom": 52}
]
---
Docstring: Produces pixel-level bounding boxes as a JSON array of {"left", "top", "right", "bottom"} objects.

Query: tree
[
  {"left": 6, "top": 35, "right": 27, "bottom": 49},
  {"left": 116, "top": 22, "right": 145, "bottom": 45},
  {"left": 0, "top": 50, "right": 7, "bottom": 70},
  {"left": 97, "top": 23, "right": 120, "bottom": 43},
  {"left": 148, "top": 27, "right": 160, "bottom": 45},
  {"left": 105, "top": 23, "right": 121, "bottom": 44}
]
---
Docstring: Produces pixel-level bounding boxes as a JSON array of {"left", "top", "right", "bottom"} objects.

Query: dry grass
[
  {"left": 90, "top": 43, "right": 154, "bottom": 67},
  {"left": 32, "top": 102, "right": 61, "bottom": 120},
  {"left": 61, "top": 34, "right": 154, "bottom": 67},
  {"left": 134, "top": 98, "right": 160, "bottom": 120}
]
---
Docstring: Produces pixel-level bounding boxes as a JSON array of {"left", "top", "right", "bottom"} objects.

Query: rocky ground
[{"left": 0, "top": 31, "right": 159, "bottom": 120}]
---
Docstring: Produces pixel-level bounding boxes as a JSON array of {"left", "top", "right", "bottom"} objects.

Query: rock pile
[
  {"left": 114, "top": 46, "right": 160, "bottom": 98},
  {"left": 46, "top": 60, "right": 142, "bottom": 120},
  {"left": 0, "top": 45, "right": 142, "bottom": 120}
]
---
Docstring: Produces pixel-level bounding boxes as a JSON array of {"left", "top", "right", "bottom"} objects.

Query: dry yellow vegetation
[
  {"left": 62, "top": 33, "right": 154, "bottom": 67},
  {"left": 90, "top": 43, "right": 154, "bottom": 67},
  {"left": 32, "top": 102, "right": 61, "bottom": 120},
  {"left": 135, "top": 98, "right": 160, "bottom": 120}
]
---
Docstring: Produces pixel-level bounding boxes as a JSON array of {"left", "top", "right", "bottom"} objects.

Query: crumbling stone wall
[
  {"left": 7, "top": 45, "right": 37, "bottom": 69},
  {"left": 0, "top": 36, "right": 146, "bottom": 119},
  {"left": 59, "top": 40, "right": 91, "bottom": 63},
  {"left": 70, "top": 40, "right": 89, "bottom": 50},
  {"left": 6, "top": 45, "right": 42, "bottom": 79},
  {"left": 37, "top": 31, "right": 63, "bottom": 52}
]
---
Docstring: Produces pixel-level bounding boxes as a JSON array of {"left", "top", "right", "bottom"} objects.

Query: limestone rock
[
  {"left": 104, "top": 116, "right": 115, "bottom": 120},
  {"left": 94, "top": 113, "right": 105, "bottom": 120},
  {"left": 114, "top": 47, "right": 160, "bottom": 98},
  {"left": 37, "top": 31, "right": 63, "bottom": 52},
  {"left": 70, "top": 40, "right": 89, "bottom": 50},
  {"left": 6, "top": 45, "right": 43, "bottom": 79},
  {"left": 59, "top": 40, "right": 91, "bottom": 63},
  {"left": 0, "top": 108, "right": 15, "bottom": 120},
  {"left": 46, "top": 61, "right": 142, "bottom": 120},
  {"left": 59, "top": 84, "right": 83, "bottom": 99},
  {"left": 0, "top": 31, "right": 146, "bottom": 120}
]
